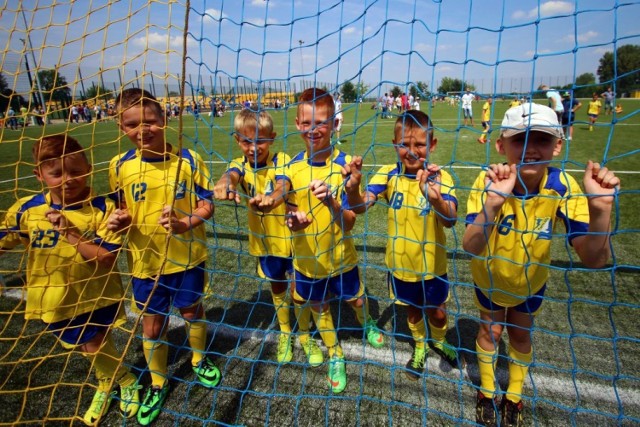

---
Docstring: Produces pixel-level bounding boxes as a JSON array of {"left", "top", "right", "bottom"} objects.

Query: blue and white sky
[{"left": 1, "top": 0, "right": 639, "bottom": 97}]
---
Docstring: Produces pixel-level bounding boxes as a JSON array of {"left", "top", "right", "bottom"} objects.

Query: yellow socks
[
  {"left": 294, "top": 302, "right": 312, "bottom": 343},
  {"left": 476, "top": 340, "right": 498, "bottom": 398},
  {"left": 408, "top": 318, "right": 427, "bottom": 350},
  {"left": 428, "top": 319, "right": 448, "bottom": 345},
  {"left": 272, "top": 289, "right": 291, "bottom": 334},
  {"left": 83, "top": 334, "right": 130, "bottom": 389},
  {"left": 143, "top": 335, "right": 169, "bottom": 388},
  {"left": 185, "top": 318, "right": 207, "bottom": 367},
  {"left": 506, "top": 344, "right": 532, "bottom": 403},
  {"left": 312, "top": 307, "right": 343, "bottom": 359}
]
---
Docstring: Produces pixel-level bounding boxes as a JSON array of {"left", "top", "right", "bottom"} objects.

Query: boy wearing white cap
[{"left": 463, "top": 103, "right": 620, "bottom": 427}]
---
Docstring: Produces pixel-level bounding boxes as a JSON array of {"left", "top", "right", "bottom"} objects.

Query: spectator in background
[
  {"left": 461, "top": 88, "right": 475, "bottom": 127},
  {"left": 601, "top": 87, "right": 615, "bottom": 115},
  {"left": 540, "top": 85, "right": 564, "bottom": 122},
  {"left": 561, "top": 91, "right": 582, "bottom": 141}
]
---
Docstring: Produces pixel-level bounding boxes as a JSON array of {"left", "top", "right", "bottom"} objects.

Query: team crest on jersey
[
  {"left": 534, "top": 217, "right": 552, "bottom": 240},
  {"left": 264, "top": 180, "right": 274, "bottom": 195},
  {"left": 418, "top": 196, "right": 431, "bottom": 216},
  {"left": 175, "top": 180, "right": 187, "bottom": 199}
]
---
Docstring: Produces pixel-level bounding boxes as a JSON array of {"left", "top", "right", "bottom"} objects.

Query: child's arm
[
  {"left": 286, "top": 207, "right": 312, "bottom": 231},
  {"left": 45, "top": 209, "right": 117, "bottom": 268},
  {"left": 417, "top": 163, "right": 457, "bottom": 228},
  {"left": 572, "top": 161, "right": 620, "bottom": 268},
  {"left": 462, "top": 163, "right": 517, "bottom": 255},
  {"left": 159, "top": 198, "right": 214, "bottom": 234},
  {"left": 309, "top": 179, "right": 356, "bottom": 232},
  {"left": 249, "top": 179, "right": 290, "bottom": 212},
  {"left": 213, "top": 170, "right": 242, "bottom": 204},
  {"left": 343, "top": 156, "right": 376, "bottom": 214}
]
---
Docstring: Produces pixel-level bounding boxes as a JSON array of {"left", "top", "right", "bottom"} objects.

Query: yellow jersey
[
  {"left": 481, "top": 102, "right": 491, "bottom": 122},
  {"left": 367, "top": 164, "right": 456, "bottom": 282},
  {"left": 227, "top": 152, "right": 291, "bottom": 257},
  {"left": 278, "top": 149, "right": 358, "bottom": 278},
  {"left": 109, "top": 145, "right": 212, "bottom": 278},
  {"left": 588, "top": 99, "right": 602, "bottom": 115},
  {"left": 0, "top": 192, "right": 124, "bottom": 323},
  {"left": 466, "top": 167, "right": 589, "bottom": 306}
]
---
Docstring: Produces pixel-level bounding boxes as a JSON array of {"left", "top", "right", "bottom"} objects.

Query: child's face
[
  {"left": 235, "top": 127, "right": 275, "bottom": 165},
  {"left": 118, "top": 104, "right": 166, "bottom": 156},
  {"left": 393, "top": 126, "right": 437, "bottom": 174},
  {"left": 497, "top": 131, "right": 562, "bottom": 186},
  {"left": 295, "top": 103, "right": 335, "bottom": 155},
  {"left": 34, "top": 153, "right": 91, "bottom": 205}
]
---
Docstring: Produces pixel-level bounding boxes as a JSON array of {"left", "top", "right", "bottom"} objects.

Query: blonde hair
[{"left": 233, "top": 109, "right": 274, "bottom": 136}]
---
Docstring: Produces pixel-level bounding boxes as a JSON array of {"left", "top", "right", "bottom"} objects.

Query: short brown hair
[
  {"left": 394, "top": 110, "right": 434, "bottom": 139},
  {"left": 298, "top": 88, "right": 335, "bottom": 117},
  {"left": 32, "top": 134, "right": 87, "bottom": 165},
  {"left": 114, "top": 88, "right": 163, "bottom": 117}
]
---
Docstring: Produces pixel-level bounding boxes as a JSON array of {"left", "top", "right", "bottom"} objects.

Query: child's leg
[
  {"left": 504, "top": 309, "right": 534, "bottom": 404},
  {"left": 476, "top": 309, "right": 506, "bottom": 398},
  {"left": 271, "top": 280, "right": 291, "bottom": 335},
  {"left": 426, "top": 303, "right": 448, "bottom": 343},
  {"left": 311, "top": 301, "right": 343, "bottom": 359},
  {"left": 407, "top": 305, "right": 426, "bottom": 349},
  {"left": 180, "top": 302, "right": 206, "bottom": 367},
  {"left": 142, "top": 314, "right": 169, "bottom": 388},
  {"left": 80, "top": 331, "right": 134, "bottom": 389}
]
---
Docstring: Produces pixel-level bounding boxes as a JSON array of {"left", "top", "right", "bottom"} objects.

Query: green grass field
[{"left": 0, "top": 99, "right": 639, "bottom": 426}]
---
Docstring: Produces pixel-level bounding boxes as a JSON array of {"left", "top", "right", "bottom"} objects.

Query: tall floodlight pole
[
  {"left": 20, "top": 7, "right": 48, "bottom": 122},
  {"left": 298, "top": 40, "right": 304, "bottom": 90}
]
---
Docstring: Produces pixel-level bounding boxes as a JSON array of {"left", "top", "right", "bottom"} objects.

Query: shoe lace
[
  {"left": 304, "top": 339, "right": 319, "bottom": 354},
  {"left": 412, "top": 348, "right": 426, "bottom": 367},
  {"left": 197, "top": 358, "right": 215, "bottom": 376},
  {"left": 503, "top": 400, "right": 522, "bottom": 424},
  {"left": 278, "top": 335, "right": 290, "bottom": 352},
  {"left": 330, "top": 357, "right": 345, "bottom": 377},
  {"left": 434, "top": 341, "right": 457, "bottom": 360},
  {"left": 121, "top": 383, "right": 142, "bottom": 401},
  {"left": 92, "top": 390, "right": 109, "bottom": 413}
]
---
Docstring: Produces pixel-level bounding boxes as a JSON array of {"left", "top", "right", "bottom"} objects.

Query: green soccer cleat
[
  {"left": 500, "top": 397, "right": 524, "bottom": 427},
  {"left": 193, "top": 357, "right": 221, "bottom": 388},
  {"left": 301, "top": 338, "right": 324, "bottom": 367},
  {"left": 364, "top": 318, "right": 385, "bottom": 349},
  {"left": 119, "top": 382, "right": 142, "bottom": 418},
  {"left": 429, "top": 340, "right": 466, "bottom": 369},
  {"left": 327, "top": 356, "right": 347, "bottom": 394},
  {"left": 277, "top": 333, "right": 293, "bottom": 363},
  {"left": 405, "top": 346, "right": 427, "bottom": 381},
  {"left": 137, "top": 385, "right": 169, "bottom": 426},
  {"left": 83, "top": 388, "right": 114, "bottom": 426},
  {"left": 476, "top": 391, "right": 499, "bottom": 427}
]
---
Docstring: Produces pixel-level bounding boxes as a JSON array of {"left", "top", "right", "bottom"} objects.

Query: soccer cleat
[
  {"left": 500, "top": 397, "right": 524, "bottom": 427},
  {"left": 277, "top": 333, "right": 293, "bottom": 363},
  {"left": 476, "top": 391, "right": 499, "bottom": 427},
  {"left": 119, "top": 382, "right": 142, "bottom": 418},
  {"left": 137, "top": 385, "right": 169, "bottom": 426},
  {"left": 301, "top": 338, "right": 324, "bottom": 367},
  {"left": 83, "top": 388, "right": 114, "bottom": 426},
  {"left": 429, "top": 340, "right": 466, "bottom": 369},
  {"left": 405, "top": 346, "right": 427, "bottom": 381},
  {"left": 477, "top": 138, "right": 486, "bottom": 144},
  {"left": 193, "top": 357, "right": 221, "bottom": 388},
  {"left": 327, "top": 356, "right": 347, "bottom": 393},
  {"left": 364, "top": 318, "right": 385, "bottom": 349}
]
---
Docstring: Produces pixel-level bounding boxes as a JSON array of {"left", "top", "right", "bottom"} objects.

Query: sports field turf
[{"left": 0, "top": 98, "right": 638, "bottom": 425}]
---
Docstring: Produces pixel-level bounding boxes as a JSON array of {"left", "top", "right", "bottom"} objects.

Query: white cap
[{"left": 501, "top": 102, "right": 563, "bottom": 139}]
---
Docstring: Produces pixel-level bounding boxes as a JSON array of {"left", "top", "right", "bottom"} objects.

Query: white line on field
[{"left": 3, "top": 287, "right": 637, "bottom": 408}]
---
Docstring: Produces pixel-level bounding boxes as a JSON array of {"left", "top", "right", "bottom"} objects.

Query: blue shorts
[
  {"left": 46, "top": 303, "right": 121, "bottom": 346},
  {"left": 294, "top": 267, "right": 363, "bottom": 302},
  {"left": 474, "top": 284, "right": 546, "bottom": 314},
  {"left": 388, "top": 274, "right": 449, "bottom": 307},
  {"left": 258, "top": 255, "right": 293, "bottom": 281},
  {"left": 132, "top": 262, "right": 206, "bottom": 314}
]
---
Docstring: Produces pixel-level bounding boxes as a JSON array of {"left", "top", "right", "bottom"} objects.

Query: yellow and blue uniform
[
  {"left": 109, "top": 145, "right": 212, "bottom": 279},
  {"left": 481, "top": 102, "right": 491, "bottom": 125},
  {"left": 280, "top": 149, "right": 359, "bottom": 279},
  {"left": 367, "top": 164, "right": 456, "bottom": 305},
  {"left": 466, "top": 167, "right": 589, "bottom": 309},
  {"left": 0, "top": 192, "right": 124, "bottom": 339},
  {"left": 227, "top": 153, "right": 292, "bottom": 279},
  {"left": 588, "top": 99, "right": 602, "bottom": 117}
]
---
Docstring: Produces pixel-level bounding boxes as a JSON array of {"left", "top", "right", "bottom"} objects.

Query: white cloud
[
  {"left": 251, "top": 0, "right": 275, "bottom": 6},
  {"left": 525, "top": 49, "right": 552, "bottom": 56},
  {"left": 342, "top": 27, "right": 356, "bottom": 35},
  {"left": 577, "top": 30, "right": 598, "bottom": 43},
  {"left": 202, "top": 8, "right": 227, "bottom": 25},
  {"left": 132, "top": 32, "right": 184, "bottom": 50},
  {"left": 512, "top": 1, "right": 573, "bottom": 20}
]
